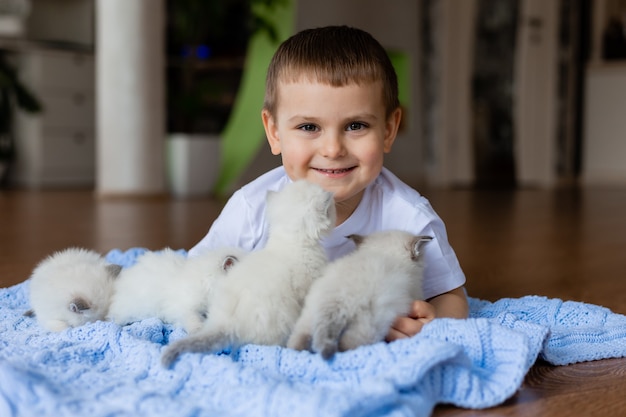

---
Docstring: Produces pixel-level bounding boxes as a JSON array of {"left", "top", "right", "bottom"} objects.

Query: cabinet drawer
[
  {"left": 40, "top": 127, "right": 95, "bottom": 171},
  {"left": 38, "top": 92, "right": 95, "bottom": 128},
  {"left": 19, "top": 49, "right": 94, "bottom": 92}
]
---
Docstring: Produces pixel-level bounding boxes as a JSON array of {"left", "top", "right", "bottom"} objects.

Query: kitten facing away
[
  {"left": 25, "top": 247, "right": 122, "bottom": 332},
  {"left": 161, "top": 179, "right": 336, "bottom": 367},
  {"left": 287, "top": 230, "right": 433, "bottom": 359},
  {"left": 107, "top": 247, "right": 245, "bottom": 333}
]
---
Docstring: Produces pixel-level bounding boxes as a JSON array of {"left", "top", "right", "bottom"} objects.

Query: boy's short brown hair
[{"left": 263, "top": 26, "right": 400, "bottom": 117}]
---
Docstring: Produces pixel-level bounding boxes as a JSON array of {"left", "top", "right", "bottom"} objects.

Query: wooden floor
[{"left": 2, "top": 185, "right": 626, "bottom": 415}]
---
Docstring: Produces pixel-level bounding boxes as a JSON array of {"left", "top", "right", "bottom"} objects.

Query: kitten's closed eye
[{"left": 69, "top": 297, "right": 91, "bottom": 314}]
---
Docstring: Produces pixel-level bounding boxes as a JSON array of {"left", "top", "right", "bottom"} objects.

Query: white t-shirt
[{"left": 189, "top": 166, "right": 466, "bottom": 299}]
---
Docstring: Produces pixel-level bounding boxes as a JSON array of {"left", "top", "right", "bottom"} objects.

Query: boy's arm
[
  {"left": 385, "top": 286, "right": 468, "bottom": 342},
  {"left": 428, "top": 286, "right": 469, "bottom": 319}
]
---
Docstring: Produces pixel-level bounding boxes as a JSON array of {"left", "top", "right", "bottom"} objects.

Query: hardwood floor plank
[
  {"left": 0, "top": 189, "right": 224, "bottom": 287},
  {"left": 436, "top": 359, "right": 626, "bottom": 416}
]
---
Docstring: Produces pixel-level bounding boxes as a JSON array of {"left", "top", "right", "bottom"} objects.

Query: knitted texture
[{"left": 0, "top": 248, "right": 623, "bottom": 417}]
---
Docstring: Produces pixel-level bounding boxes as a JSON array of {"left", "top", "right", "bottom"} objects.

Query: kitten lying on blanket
[
  {"left": 25, "top": 248, "right": 122, "bottom": 332},
  {"left": 107, "top": 247, "right": 244, "bottom": 333},
  {"left": 162, "top": 180, "right": 336, "bottom": 367},
  {"left": 287, "top": 230, "right": 432, "bottom": 359}
]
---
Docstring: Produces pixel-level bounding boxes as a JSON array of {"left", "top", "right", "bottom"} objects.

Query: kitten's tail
[
  {"left": 161, "top": 330, "right": 231, "bottom": 368},
  {"left": 311, "top": 306, "right": 349, "bottom": 360}
]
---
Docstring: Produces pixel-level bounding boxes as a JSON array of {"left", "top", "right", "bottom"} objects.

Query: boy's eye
[
  {"left": 298, "top": 124, "right": 318, "bottom": 132},
  {"left": 346, "top": 122, "right": 367, "bottom": 131}
]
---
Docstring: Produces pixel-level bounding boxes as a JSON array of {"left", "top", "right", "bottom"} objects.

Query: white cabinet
[{"left": 13, "top": 48, "right": 95, "bottom": 187}]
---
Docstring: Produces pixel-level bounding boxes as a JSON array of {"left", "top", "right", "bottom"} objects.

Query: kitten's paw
[
  {"left": 320, "top": 344, "right": 338, "bottom": 360},
  {"left": 287, "top": 333, "right": 312, "bottom": 352},
  {"left": 312, "top": 338, "right": 338, "bottom": 360}
]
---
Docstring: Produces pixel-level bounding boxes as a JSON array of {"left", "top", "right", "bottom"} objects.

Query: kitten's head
[
  {"left": 30, "top": 247, "right": 122, "bottom": 329},
  {"left": 66, "top": 260, "right": 122, "bottom": 327},
  {"left": 348, "top": 231, "right": 433, "bottom": 263},
  {"left": 266, "top": 180, "right": 336, "bottom": 239}
]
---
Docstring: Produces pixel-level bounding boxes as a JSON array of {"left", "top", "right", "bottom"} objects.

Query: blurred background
[{"left": 0, "top": 0, "right": 624, "bottom": 198}]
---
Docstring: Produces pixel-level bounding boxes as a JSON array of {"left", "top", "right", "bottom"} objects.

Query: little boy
[{"left": 189, "top": 26, "right": 468, "bottom": 340}]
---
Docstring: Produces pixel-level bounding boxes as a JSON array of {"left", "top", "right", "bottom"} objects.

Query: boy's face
[{"left": 262, "top": 80, "right": 401, "bottom": 217}]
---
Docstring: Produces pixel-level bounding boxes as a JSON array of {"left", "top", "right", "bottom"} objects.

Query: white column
[{"left": 95, "top": 0, "right": 165, "bottom": 196}]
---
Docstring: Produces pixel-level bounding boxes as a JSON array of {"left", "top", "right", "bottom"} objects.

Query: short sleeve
[
  {"left": 187, "top": 190, "right": 265, "bottom": 257},
  {"left": 187, "top": 167, "right": 288, "bottom": 257},
  {"left": 374, "top": 170, "right": 466, "bottom": 299}
]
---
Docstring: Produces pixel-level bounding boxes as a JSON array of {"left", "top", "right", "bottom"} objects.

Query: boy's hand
[{"left": 385, "top": 300, "right": 436, "bottom": 342}]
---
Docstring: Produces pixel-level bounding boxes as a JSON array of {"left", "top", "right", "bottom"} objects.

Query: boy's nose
[{"left": 320, "top": 132, "right": 346, "bottom": 159}]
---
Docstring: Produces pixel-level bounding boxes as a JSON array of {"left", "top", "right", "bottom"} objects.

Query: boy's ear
[
  {"left": 383, "top": 107, "right": 402, "bottom": 153},
  {"left": 262, "top": 109, "right": 282, "bottom": 155}
]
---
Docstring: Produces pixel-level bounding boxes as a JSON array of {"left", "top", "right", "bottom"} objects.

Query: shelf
[
  {"left": 166, "top": 56, "right": 245, "bottom": 71},
  {"left": 0, "top": 36, "right": 93, "bottom": 53},
  {"left": 587, "top": 60, "right": 626, "bottom": 72}
]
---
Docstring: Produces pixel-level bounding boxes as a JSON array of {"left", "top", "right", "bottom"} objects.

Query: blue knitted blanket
[{"left": 1, "top": 248, "right": 626, "bottom": 417}]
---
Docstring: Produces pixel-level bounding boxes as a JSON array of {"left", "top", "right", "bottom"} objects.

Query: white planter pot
[{"left": 166, "top": 133, "right": 221, "bottom": 198}]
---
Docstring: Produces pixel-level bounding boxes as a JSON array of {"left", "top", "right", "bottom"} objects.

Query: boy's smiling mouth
[{"left": 314, "top": 167, "right": 356, "bottom": 175}]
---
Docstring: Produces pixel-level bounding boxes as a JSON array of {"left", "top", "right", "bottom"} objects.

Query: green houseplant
[
  {"left": 0, "top": 50, "right": 42, "bottom": 186},
  {"left": 166, "top": 0, "right": 281, "bottom": 134},
  {"left": 165, "top": 0, "right": 282, "bottom": 197}
]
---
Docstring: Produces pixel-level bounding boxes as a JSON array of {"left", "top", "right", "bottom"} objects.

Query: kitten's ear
[
  {"left": 346, "top": 234, "right": 365, "bottom": 246},
  {"left": 222, "top": 255, "right": 239, "bottom": 272},
  {"left": 411, "top": 236, "right": 433, "bottom": 260},
  {"left": 69, "top": 297, "right": 91, "bottom": 314},
  {"left": 106, "top": 264, "right": 123, "bottom": 279}
]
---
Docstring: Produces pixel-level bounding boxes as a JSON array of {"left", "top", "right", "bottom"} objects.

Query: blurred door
[{"left": 472, "top": 0, "right": 585, "bottom": 187}]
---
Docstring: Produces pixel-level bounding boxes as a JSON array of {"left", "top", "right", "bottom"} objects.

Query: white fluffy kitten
[
  {"left": 107, "top": 247, "right": 244, "bottom": 333},
  {"left": 26, "top": 247, "right": 122, "bottom": 332},
  {"left": 287, "top": 230, "right": 432, "bottom": 359},
  {"left": 162, "top": 179, "right": 336, "bottom": 367}
]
